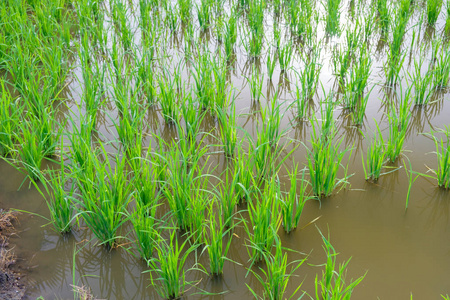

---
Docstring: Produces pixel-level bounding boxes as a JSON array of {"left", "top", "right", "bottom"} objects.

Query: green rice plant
[
  {"left": 197, "top": 0, "right": 211, "bottom": 29},
  {"left": 389, "top": 6, "right": 409, "bottom": 58},
  {"left": 192, "top": 50, "right": 215, "bottom": 109},
  {"left": 247, "top": 235, "right": 306, "bottom": 300},
  {"left": 135, "top": 47, "right": 157, "bottom": 106},
  {"left": 248, "top": 66, "right": 264, "bottom": 101},
  {"left": 361, "top": 121, "right": 387, "bottom": 181},
  {"left": 216, "top": 166, "right": 240, "bottom": 228},
  {"left": 202, "top": 203, "right": 234, "bottom": 276},
  {"left": 299, "top": 47, "right": 322, "bottom": 101},
  {"left": 38, "top": 37, "right": 70, "bottom": 93},
  {"left": 377, "top": 0, "right": 390, "bottom": 33},
  {"left": 212, "top": 53, "right": 231, "bottom": 109},
  {"left": 0, "top": 80, "right": 22, "bottom": 157},
  {"left": 224, "top": 12, "right": 238, "bottom": 60},
  {"left": 113, "top": 0, "right": 133, "bottom": 49},
  {"left": 280, "top": 166, "right": 311, "bottom": 233},
  {"left": 433, "top": 47, "right": 450, "bottom": 89},
  {"left": 340, "top": 45, "right": 372, "bottom": 110},
  {"left": 158, "top": 68, "right": 180, "bottom": 124},
  {"left": 408, "top": 57, "right": 433, "bottom": 106},
  {"left": 315, "top": 231, "right": 366, "bottom": 299},
  {"left": 332, "top": 46, "right": 352, "bottom": 81},
  {"left": 429, "top": 126, "right": 450, "bottom": 188},
  {"left": 267, "top": 48, "right": 277, "bottom": 81},
  {"left": 324, "top": 0, "right": 342, "bottom": 35},
  {"left": 362, "top": 4, "right": 376, "bottom": 39},
  {"left": 33, "top": 155, "right": 77, "bottom": 234},
  {"left": 383, "top": 50, "right": 407, "bottom": 87},
  {"left": 244, "top": 177, "right": 282, "bottom": 263},
  {"left": 386, "top": 101, "right": 409, "bottom": 162},
  {"left": 178, "top": 0, "right": 192, "bottom": 23},
  {"left": 160, "top": 139, "right": 209, "bottom": 232},
  {"left": 147, "top": 231, "right": 201, "bottom": 299},
  {"left": 306, "top": 116, "right": 352, "bottom": 198},
  {"left": 445, "top": 0, "right": 450, "bottom": 33},
  {"left": 128, "top": 198, "right": 159, "bottom": 261},
  {"left": 288, "top": 0, "right": 315, "bottom": 39},
  {"left": 442, "top": 295, "right": 450, "bottom": 300},
  {"left": 74, "top": 148, "right": 133, "bottom": 248},
  {"left": 427, "top": 0, "right": 443, "bottom": 25},
  {"left": 216, "top": 104, "right": 238, "bottom": 158},
  {"left": 181, "top": 93, "right": 205, "bottom": 141},
  {"left": 403, "top": 156, "right": 420, "bottom": 210},
  {"left": 278, "top": 41, "right": 293, "bottom": 72},
  {"left": 165, "top": 2, "right": 179, "bottom": 31},
  {"left": 235, "top": 144, "right": 256, "bottom": 203}
]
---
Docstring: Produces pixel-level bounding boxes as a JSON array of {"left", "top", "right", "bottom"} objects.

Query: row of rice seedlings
[
  {"left": 247, "top": 235, "right": 306, "bottom": 300},
  {"left": 280, "top": 165, "right": 311, "bottom": 233},
  {"left": 244, "top": 177, "right": 282, "bottom": 264},
  {"left": 73, "top": 145, "right": 133, "bottom": 248},
  {"left": 315, "top": 231, "right": 366, "bottom": 299}
]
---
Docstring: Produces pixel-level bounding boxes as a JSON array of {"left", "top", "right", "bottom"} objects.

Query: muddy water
[{"left": 2, "top": 0, "right": 450, "bottom": 299}]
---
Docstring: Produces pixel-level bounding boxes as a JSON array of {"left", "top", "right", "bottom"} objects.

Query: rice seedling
[
  {"left": 306, "top": 114, "right": 352, "bottom": 198},
  {"left": 427, "top": 0, "right": 443, "bottom": 25},
  {"left": 362, "top": 122, "right": 387, "bottom": 181},
  {"left": 224, "top": 12, "right": 238, "bottom": 60},
  {"left": 403, "top": 157, "right": 420, "bottom": 210},
  {"left": 181, "top": 94, "right": 205, "bottom": 142},
  {"left": 429, "top": 126, "right": 450, "bottom": 188},
  {"left": 165, "top": 2, "right": 179, "bottom": 32},
  {"left": 202, "top": 203, "right": 234, "bottom": 276},
  {"left": 386, "top": 102, "right": 409, "bottom": 163},
  {"left": 197, "top": 0, "right": 211, "bottom": 30},
  {"left": 432, "top": 47, "right": 450, "bottom": 89},
  {"left": 332, "top": 46, "right": 352, "bottom": 81},
  {"left": 299, "top": 47, "right": 322, "bottom": 101},
  {"left": 280, "top": 165, "right": 311, "bottom": 233},
  {"left": 178, "top": 0, "right": 192, "bottom": 23},
  {"left": 288, "top": 0, "right": 316, "bottom": 39},
  {"left": 212, "top": 53, "right": 231, "bottom": 109},
  {"left": 0, "top": 80, "right": 22, "bottom": 157},
  {"left": 235, "top": 144, "right": 256, "bottom": 203},
  {"left": 244, "top": 177, "right": 282, "bottom": 263},
  {"left": 325, "top": 0, "right": 342, "bottom": 35},
  {"left": 445, "top": 0, "right": 450, "bottom": 33},
  {"left": 74, "top": 147, "right": 133, "bottom": 248},
  {"left": 244, "top": 0, "right": 265, "bottom": 57},
  {"left": 267, "top": 49, "right": 277, "bottom": 81},
  {"left": 128, "top": 198, "right": 160, "bottom": 261},
  {"left": 247, "top": 235, "right": 306, "bottom": 300},
  {"left": 408, "top": 57, "right": 433, "bottom": 106},
  {"left": 248, "top": 66, "right": 264, "bottom": 101},
  {"left": 192, "top": 50, "right": 215, "bottom": 109},
  {"left": 340, "top": 45, "right": 372, "bottom": 111},
  {"left": 215, "top": 166, "right": 240, "bottom": 228},
  {"left": 32, "top": 154, "right": 77, "bottom": 234},
  {"left": 278, "top": 41, "right": 293, "bottom": 72},
  {"left": 315, "top": 230, "right": 366, "bottom": 299},
  {"left": 216, "top": 104, "right": 238, "bottom": 158},
  {"left": 135, "top": 47, "right": 157, "bottom": 106},
  {"left": 147, "top": 231, "right": 201, "bottom": 299},
  {"left": 158, "top": 68, "right": 180, "bottom": 124},
  {"left": 377, "top": 0, "right": 390, "bottom": 33}
]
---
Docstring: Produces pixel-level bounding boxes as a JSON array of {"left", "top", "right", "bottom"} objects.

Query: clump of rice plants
[
  {"left": 278, "top": 41, "right": 293, "bottom": 72},
  {"left": 243, "top": 177, "right": 282, "bottom": 263},
  {"left": 74, "top": 147, "right": 133, "bottom": 248},
  {"left": 158, "top": 67, "right": 181, "bottom": 124},
  {"left": 0, "top": 80, "right": 22, "bottom": 157},
  {"left": 202, "top": 203, "right": 234, "bottom": 276},
  {"left": 217, "top": 104, "right": 238, "bottom": 158},
  {"left": 362, "top": 122, "right": 387, "bottom": 181},
  {"left": 147, "top": 231, "right": 202, "bottom": 299},
  {"left": 306, "top": 109, "right": 352, "bottom": 198},
  {"left": 279, "top": 166, "right": 311, "bottom": 233},
  {"left": 247, "top": 235, "right": 306, "bottom": 300},
  {"left": 409, "top": 57, "right": 433, "bottom": 106},
  {"left": 315, "top": 231, "right": 367, "bottom": 299},
  {"left": 248, "top": 65, "right": 264, "bottom": 101},
  {"left": 427, "top": 0, "right": 444, "bottom": 25},
  {"left": 325, "top": 0, "right": 343, "bottom": 35},
  {"left": 429, "top": 126, "right": 450, "bottom": 188},
  {"left": 432, "top": 46, "right": 450, "bottom": 89}
]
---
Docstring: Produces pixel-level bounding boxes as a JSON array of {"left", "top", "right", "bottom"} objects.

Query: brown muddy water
[{"left": 2, "top": 0, "right": 450, "bottom": 299}]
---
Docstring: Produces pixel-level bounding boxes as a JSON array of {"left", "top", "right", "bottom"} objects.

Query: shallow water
[{"left": 2, "top": 0, "right": 450, "bottom": 299}]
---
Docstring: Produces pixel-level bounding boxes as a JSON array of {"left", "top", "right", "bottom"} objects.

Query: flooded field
[{"left": 1, "top": 0, "right": 450, "bottom": 298}]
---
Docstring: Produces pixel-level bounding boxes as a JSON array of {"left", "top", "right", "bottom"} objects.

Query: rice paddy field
[{"left": 1, "top": 0, "right": 450, "bottom": 298}]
